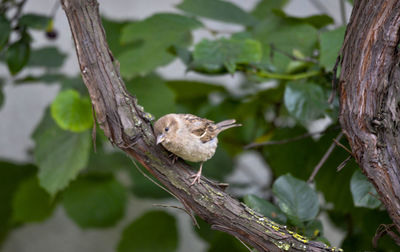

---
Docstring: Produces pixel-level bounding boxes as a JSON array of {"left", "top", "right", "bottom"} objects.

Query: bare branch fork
[{"left": 61, "top": 0, "right": 341, "bottom": 251}]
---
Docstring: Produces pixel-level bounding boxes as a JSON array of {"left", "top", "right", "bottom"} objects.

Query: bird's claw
[
  {"left": 190, "top": 173, "right": 202, "bottom": 186},
  {"left": 169, "top": 153, "right": 179, "bottom": 164}
]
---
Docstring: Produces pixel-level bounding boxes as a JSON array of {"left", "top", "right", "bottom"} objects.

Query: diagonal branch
[{"left": 60, "top": 0, "right": 341, "bottom": 251}]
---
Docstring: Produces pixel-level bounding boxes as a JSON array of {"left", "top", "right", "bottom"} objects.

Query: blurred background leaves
[{"left": 0, "top": 0, "right": 396, "bottom": 251}]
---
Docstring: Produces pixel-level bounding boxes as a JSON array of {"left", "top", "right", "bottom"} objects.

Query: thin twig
[
  {"left": 333, "top": 138, "right": 353, "bottom": 156},
  {"left": 328, "top": 55, "right": 341, "bottom": 104},
  {"left": 234, "top": 237, "right": 253, "bottom": 252},
  {"left": 130, "top": 158, "right": 177, "bottom": 200},
  {"left": 152, "top": 204, "right": 186, "bottom": 211},
  {"left": 91, "top": 104, "right": 97, "bottom": 153},
  {"left": 245, "top": 128, "right": 337, "bottom": 149},
  {"left": 336, "top": 155, "right": 352, "bottom": 171},
  {"left": 373, "top": 224, "right": 400, "bottom": 248},
  {"left": 212, "top": 224, "right": 254, "bottom": 252},
  {"left": 308, "top": 132, "right": 343, "bottom": 183},
  {"left": 339, "top": 0, "right": 347, "bottom": 25},
  {"left": 130, "top": 158, "right": 199, "bottom": 228},
  {"left": 11, "top": 0, "right": 27, "bottom": 23}
]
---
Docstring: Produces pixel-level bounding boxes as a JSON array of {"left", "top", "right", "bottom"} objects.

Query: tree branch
[
  {"left": 339, "top": 0, "right": 400, "bottom": 234},
  {"left": 60, "top": 0, "right": 342, "bottom": 251}
]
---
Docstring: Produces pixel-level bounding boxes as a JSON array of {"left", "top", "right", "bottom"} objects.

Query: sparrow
[{"left": 154, "top": 113, "right": 241, "bottom": 185}]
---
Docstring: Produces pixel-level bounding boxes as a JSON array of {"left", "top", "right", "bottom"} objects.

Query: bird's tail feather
[{"left": 216, "top": 119, "right": 242, "bottom": 132}]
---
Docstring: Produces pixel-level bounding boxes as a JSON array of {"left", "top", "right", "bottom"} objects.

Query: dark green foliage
[
  {"left": 6, "top": 36, "right": 30, "bottom": 75},
  {"left": 63, "top": 175, "right": 126, "bottom": 228},
  {"left": 243, "top": 194, "right": 287, "bottom": 224},
  {"left": 177, "top": 0, "right": 258, "bottom": 26},
  {"left": 117, "top": 211, "right": 178, "bottom": 252},
  {"left": 0, "top": 15, "right": 11, "bottom": 51},
  {"left": 19, "top": 14, "right": 51, "bottom": 30},
  {"left": 0, "top": 161, "right": 36, "bottom": 243},
  {"left": 27, "top": 46, "right": 66, "bottom": 68}
]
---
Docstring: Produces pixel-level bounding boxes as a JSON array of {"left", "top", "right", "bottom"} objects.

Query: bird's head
[{"left": 154, "top": 114, "right": 178, "bottom": 145}]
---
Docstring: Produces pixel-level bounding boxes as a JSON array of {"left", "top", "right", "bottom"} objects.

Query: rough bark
[
  {"left": 60, "top": 0, "right": 341, "bottom": 251},
  {"left": 339, "top": 0, "right": 400, "bottom": 233}
]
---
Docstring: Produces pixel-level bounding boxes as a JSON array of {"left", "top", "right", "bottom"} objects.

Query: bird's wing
[{"left": 183, "top": 114, "right": 218, "bottom": 143}]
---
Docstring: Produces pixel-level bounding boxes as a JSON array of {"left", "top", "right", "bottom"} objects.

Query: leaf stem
[
  {"left": 307, "top": 132, "right": 343, "bottom": 183},
  {"left": 255, "top": 70, "right": 320, "bottom": 80}
]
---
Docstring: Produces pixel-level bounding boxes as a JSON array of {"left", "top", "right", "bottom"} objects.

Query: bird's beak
[{"left": 156, "top": 134, "right": 165, "bottom": 145}]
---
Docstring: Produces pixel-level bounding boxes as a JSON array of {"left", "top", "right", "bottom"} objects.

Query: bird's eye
[{"left": 165, "top": 127, "right": 169, "bottom": 132}]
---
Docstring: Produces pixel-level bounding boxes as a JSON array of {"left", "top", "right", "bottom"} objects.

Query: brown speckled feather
[
  {"left": 183, "top": 114, "right": 216, "bottom": 142},
  {"left": 183, "top": 114, "right": 240, "bottom": 143}
]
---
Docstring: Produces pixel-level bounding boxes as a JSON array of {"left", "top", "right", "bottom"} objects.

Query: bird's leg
[
  {"left": 190, "top": 162, "right": 203, "bottom": 185},
  {"left": 168, "top": 153, "right": 179, "bottom": 164}
]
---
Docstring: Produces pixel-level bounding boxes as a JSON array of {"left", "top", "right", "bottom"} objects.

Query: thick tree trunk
[
  {"left": 339, "top": 0, "right": 400, "bottom": 233},
  {"left": 60, "top": 0, "right": 341, "bottom": 251}
]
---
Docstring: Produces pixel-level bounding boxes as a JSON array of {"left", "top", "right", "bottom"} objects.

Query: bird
[{"left": 154, "top": 113, "right": 241, "bottom": 185}]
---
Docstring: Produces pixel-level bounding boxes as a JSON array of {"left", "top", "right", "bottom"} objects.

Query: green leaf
[
  {"left": 254, "top": 21, "right": 318, "bottom": 55},
  {"left": 177, "top": 0, "right": 257, "bottom": 26},
  {"left": 27, "top": 46, "right": 66, "bottom": 68},
  {"left": 272, "top": 10, "right": 334, "bottom": 29},
  {"left": 86, "top": 150, "right": 130, "bottom": 175},
  {"left": 50, "top": 89, "right": 93, "bottom": 132},
  {"left": 284, "top": 81, "right": 328, "bottom": 125},
  {"left": 117, "top": 211, "right": 178, "bottom": 252},
  {"left": 304, "top": 219, "right": 323, "bottom": 238},
  {"left": 125, "top": 74, "right": 175, "bottom": 118},
  {"left": 63, "top": 176, "right": 126, "bottom": 228},
  {"left": 295, "top": 14, "right": 334, "bottom": 29},
  {"left": 102, "top": 18, "right": 130, "bottom": 56},
  {"left": 192, "top": 38, "right": 262, "bottom": 73},
  {"left": 0, "top": 15, "right": 11, "bottom": 51},
  {"left": 15, "top": 73, "right": 65, "bottom": 84},
  {"left": 33, "top": 110, "right": 91, "bottom": 195},
  {"left": 0, "top": 161, "right": 35, "bottom": 242},
  {"left": 253, "top": 18, "right": 318, "bottom": 72},
  {"left": 121, "top": 13, "right": 201, "bottom": 44},
  {"left": 119, "top": 45, "right": 177, "bottom": 78},
  {"left": 350, "top": 170, "right": 381, "bottom": 209},
  {"left": 243, "top": 194, "right": 287, "bottom": 224},
  {"left": 251, "top": 0, "right": 289, "bottom": 19},
  {"left": 19, "top": 14, "right": 51, "bottom": 30},
  {"left": 166, "top": 80, "right": 226, "bottom": 103},
  {"left": 6, "top": 39, "right": 30, "bottom": 75},
  {"left": 119, "top": 13, "right": 201, "bottom": 78},
  {"left": 12, "top": 176, "right": 56, "bottom": 223},
  {"left": 320, "top": 26, "right": 346, "bottom": 70},
  {"left": 272, "top": 174, "right": 319, "bottom": 223}
]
